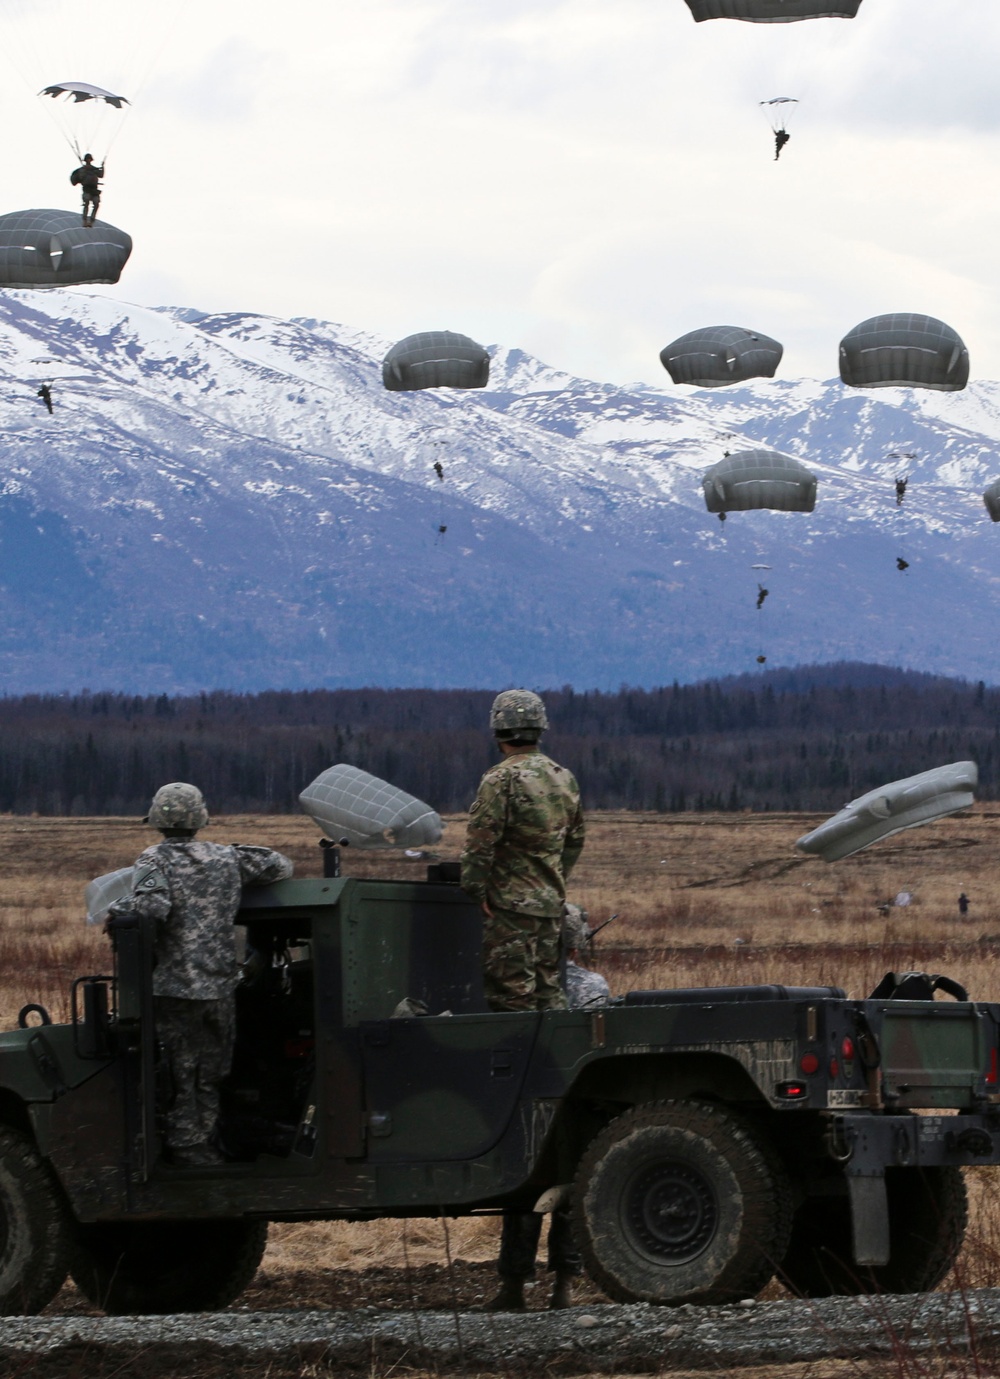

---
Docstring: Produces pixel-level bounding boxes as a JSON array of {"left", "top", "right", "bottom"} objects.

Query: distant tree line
[{"left": 0, "top": 663, "right": 997, "bottom": 816}]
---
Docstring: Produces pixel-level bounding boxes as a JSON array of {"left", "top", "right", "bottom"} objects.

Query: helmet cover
[
  {"left": 562, "top": 902, "right": 591, "bottom": 952},
  {"left": 146, "top": 782, "right": 209, "bottom": 832},
  {"left": 489, "top": 689, "right": 548, "bottom": 740}
]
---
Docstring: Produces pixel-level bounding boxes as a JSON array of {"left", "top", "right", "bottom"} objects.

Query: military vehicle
[{"left": 0, "top": 844, "right": 997, "bottom": 1317}]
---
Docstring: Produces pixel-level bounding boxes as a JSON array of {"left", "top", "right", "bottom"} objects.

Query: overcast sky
[{"left": 2, "top": 0, "right": 999, "bottom": 387}]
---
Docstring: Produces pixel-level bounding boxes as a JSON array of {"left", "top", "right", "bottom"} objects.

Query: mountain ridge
[{"left": 0, "top": 289, "right": 998, "bottom": 693}]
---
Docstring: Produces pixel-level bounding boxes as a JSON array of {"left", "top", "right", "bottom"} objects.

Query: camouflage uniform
[
  {"left": 461, "top": 750, "right": 584, "bottom": 1012},
  {"left": 497, "top": 938, "right": 608, "bottom": 1284},
  {"left": 561, "top": 903, "right": 610, "bottom": 1009},
  {"left": 565, "top": 961, "right": 610, "bottom": 1010},
  {"left": 110, "top": 835, "right": 292, "bottom": 1152}
]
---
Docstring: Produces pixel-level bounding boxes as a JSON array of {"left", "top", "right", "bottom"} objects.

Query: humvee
[{"left": 0, "top": 859, "right": 995, "bottom": 1315}]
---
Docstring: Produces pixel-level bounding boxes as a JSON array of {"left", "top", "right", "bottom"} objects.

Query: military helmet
[
  {"left": 490, "top": 689, "right": 548, "bottom": 741},
  {"left": 146, "top": 782, "right": 209, "bottom": 832},
  {"left": 562, "top": 902, "right": 591, "bottom": 953}
]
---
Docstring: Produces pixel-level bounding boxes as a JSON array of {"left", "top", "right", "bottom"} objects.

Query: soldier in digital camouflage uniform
[
  {"left": 108, "top": 782, "right": 293, "bottom": 1167},
  {"left": 562, "top": 903, "right": 611, "bottom": 1011},
  {"left": 461, "top": 690, "right": 586, "bottom": 1309},
  {"left": 461, "top": 689, "right": 585, "bottom": 1014}
]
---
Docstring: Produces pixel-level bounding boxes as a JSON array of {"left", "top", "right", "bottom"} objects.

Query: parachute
[
  {"left": 382, "top": 331, "right": 490, "bottom": 392},
  {"left": 684, "top": 0, "right": 862, "bottom": 18},
  {"left": 660, "top": 326, "right": 783, "bottom": 387},
  {"left": 40, "top": 81, "right": 128, "bottom": 109},
  {"left": 299, "top": 764, "right": 442, "bottom": 849},
  {"left": 84, "top": 866, "right": 134, "bottom": 925},
  {"left": 984, "top": 480, "right": 1000, "bottom": 523},
  {"left": 760, "top": 97, "right": 799, "bottom": 133},
  {"left": 38, "top": 81, "right": 129, "bottom": 163},
  {"left": 0, "top": 209, "right": 131, "bottom": 287},
  {"left": 795, "top": 761, "right": 978, "bottom": 862},
  {"left": 702, "top": 450, "right": 818, "bottom": 516},
  {"left": 839, "top": 314, "right": 969, "bottom": 392}
]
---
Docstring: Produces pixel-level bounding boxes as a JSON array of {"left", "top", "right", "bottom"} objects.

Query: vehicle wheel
[
  {"left": 572, "top": 1100, "right": 792, "bottom": 1306},
  {"left": 0, "top": 1126, "right": 71, "bottom": 1314},
  {"left": 70, "top": 1218, "right": 268, "bottom": 1314},
  {"left": 779, "top": 1166, "right": 967, "bottom": 1296}
]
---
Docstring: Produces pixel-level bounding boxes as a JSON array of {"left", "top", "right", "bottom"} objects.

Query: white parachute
[
  {"left": 83, "top": 865, "right": 134, "bottom": 925},
  {"left": 299, "top": 764, "right": 442, "bottom": 849},
  {"left": 795, "top": 761, "right": 978, "bottom": 862}
]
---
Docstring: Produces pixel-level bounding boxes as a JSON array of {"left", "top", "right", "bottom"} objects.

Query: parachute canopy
[
  {"left": 660, "top": 325, "right": 783, "bottom": 387},
  {"left": 759, "top": 96, "right": 798, "bottom": 131},
  {"left": 0, "top": 209, "right": 131, "bottom": 287},
  {"left": 795, "top": 761, "right": 978, "bottom": 862},
  {"left": 985, "top": 480, "right": 1000, "bottom": 523},
  {"left": 702, "top": 449, "right": 817, "bottom": 515},
  {"left": 40, "top": 81, "right": 129, "bottom": 108},
  {"left": 684, "top": 0, "right": 862, "bottom": 18},
  {"left": 299, "top": 764, "right": 442, "bottom": 850},
  {"left": 84, "top": 866, "right": 134, "bottom": 925},
  {"left": 383, "top": 331, "right": 490, "bottom": 392},
  {"left": 839, "top": 313, "right": 969, "bottom": 392}
]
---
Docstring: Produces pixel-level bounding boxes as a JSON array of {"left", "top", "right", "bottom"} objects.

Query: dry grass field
[{"left": 3, "top": 805, "right": 1000, "bottom": 1356}]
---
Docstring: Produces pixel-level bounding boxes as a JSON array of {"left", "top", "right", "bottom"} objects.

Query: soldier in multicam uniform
[
  {"left": 487, "top": 900, "right": 612, "bottom": 1312},
  {"left": 461, "top": 689, "right": 585, "bottom": 1014},
  {"left": 108, "top": 782, "right": 293, "bottom": 1167},
  {"left": 562, "top": 903, "right": 611, "bottom": 1010},
  {"left": 461, "top": 690, "right": 586, "bottom": 1310}
]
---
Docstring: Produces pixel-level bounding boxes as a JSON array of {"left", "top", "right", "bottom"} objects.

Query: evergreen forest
[{"left": 1, "top": 663, "right": 998, "bottom": 817}]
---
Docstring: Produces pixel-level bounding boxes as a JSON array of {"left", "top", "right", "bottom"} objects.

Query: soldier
[
  {"left": 487, "top": 901, "right": 610, "bottom": 1312},
  {"left": 107, "top": 782, "right": 293, "bottom": 1166},
  {"left": 562, "top": 903, "right": 611, "bottom": 1010},
  {"left": 461, "top": 689, "right": 585, "bottom": 1013},
  {"left": 70, "top": 154, "right": 104, "bottom": 227}
]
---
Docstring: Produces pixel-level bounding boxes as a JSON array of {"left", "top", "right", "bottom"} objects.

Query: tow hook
[
  {"left": 946, "top": 1127, "right": 993, "bottom": 1158},
  {"left": 825, "top": 1117, "right": 854, "bottom": 1163}
]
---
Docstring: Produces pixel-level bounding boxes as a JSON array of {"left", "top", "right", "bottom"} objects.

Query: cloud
[{"left": 4, "top": 0, "right": 1000, "bottom": 388}]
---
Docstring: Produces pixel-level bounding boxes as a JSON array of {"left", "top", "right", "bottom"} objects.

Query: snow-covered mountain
[{"left": 0, "top": 289, "right": 997, "bottom": 693}]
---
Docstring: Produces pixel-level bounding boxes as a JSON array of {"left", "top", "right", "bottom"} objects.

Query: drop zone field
[{"left": 5, "top": 806, "right": 1000, "bottom": 1330}]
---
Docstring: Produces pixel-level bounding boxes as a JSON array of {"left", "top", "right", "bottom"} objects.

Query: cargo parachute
[
  {"left": 702, "top": 450, "right": 818, "bottom": 516},
  {"left": 839, "top": 314, "right": 969, "bottom": 392},
  {"left": 660, "top": 326, "right": 783, "bottom": 388},
  {"left": 795, "top": 761, "right": 978, "bottom": 862},
  {"left": 683, "top": 0, "right": 862, "bottom": 19},
  {"left": 299, "top": 764, "right": 442, "bottom": 849},
  {"left": 383, "top": 332, "right": 490, "bottom": 392}
]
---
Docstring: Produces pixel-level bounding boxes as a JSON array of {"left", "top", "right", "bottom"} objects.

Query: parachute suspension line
[
  {"left": 888, "top": 447, "right": 917, "bottom": 574},
  {"left": 428, "top": 435, "right": 448, "bottom": 546},
  {"left": 752, "top": 564, "right": 771, "bottom": 666}
]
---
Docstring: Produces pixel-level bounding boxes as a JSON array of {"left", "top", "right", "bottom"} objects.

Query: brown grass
[{"left": 2, "top": 807, "right": 998, "bottom": 1325}]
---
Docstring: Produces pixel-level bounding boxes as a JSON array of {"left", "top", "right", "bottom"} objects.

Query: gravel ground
[{"left": 4, "top": 1289, "right": 1000, "bottom": 1375}]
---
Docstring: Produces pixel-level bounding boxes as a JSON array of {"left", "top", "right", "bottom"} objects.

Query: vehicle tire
[
  {"left": 779, "top": 1166, "right": 967, "bottom": 1296},
  {"left": 70, "top": 1218, "right": 268, "bottom": 1314},
  {"left": 572, "top": 1100, "right": 792, "bottom": 1306},
  {"left": 0, "top": 1126, "right": 71, "bottom": 1314}
]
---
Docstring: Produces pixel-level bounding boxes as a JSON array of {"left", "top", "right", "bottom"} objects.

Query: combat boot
[
  {"left": 170, "top": 1142, "right": 225, "bottom": 1167},
  {"left": 549, "top": 1272, "right": 574, "bottom": 1309},
  {"left": 486, "top": 1276, "right": 526, "bottom": 1311}
]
